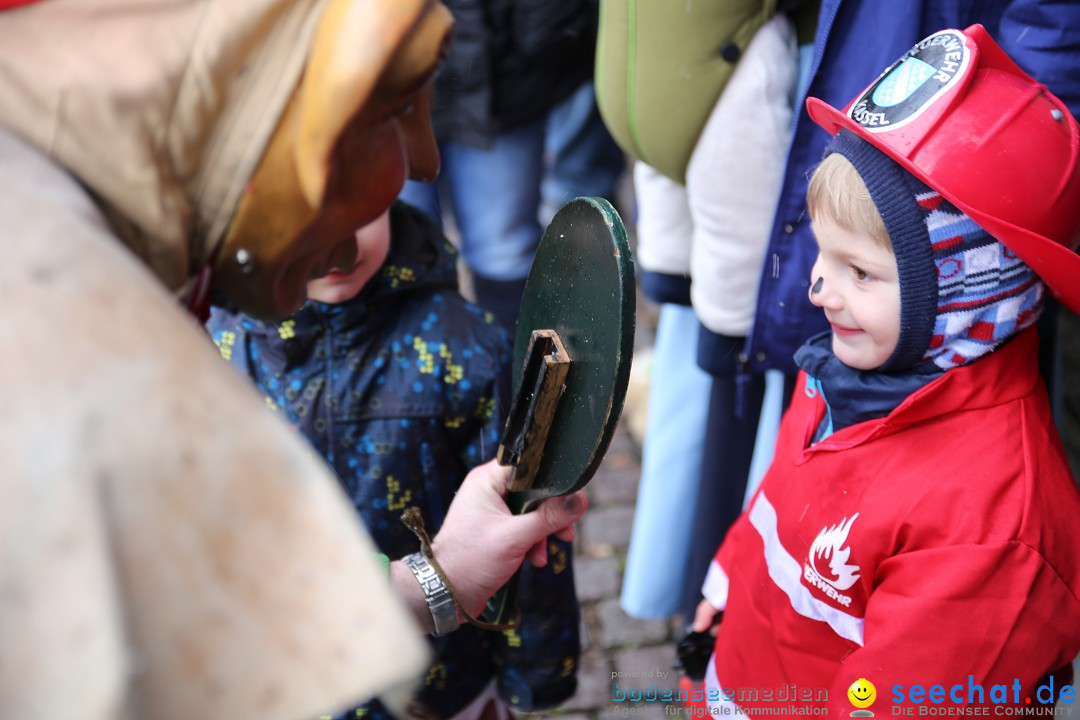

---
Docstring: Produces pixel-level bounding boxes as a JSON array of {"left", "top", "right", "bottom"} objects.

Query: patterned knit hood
[
  {"left": 795, "top": 131, "right": 1044, "bottom": 436},
  {"left": 823, "top": 131, "right": 1044, "bottom": 373}
]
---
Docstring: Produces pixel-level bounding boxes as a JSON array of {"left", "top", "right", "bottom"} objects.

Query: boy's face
[
  {"left": 306, "top": 210, "right": 392, "bottom": 304},
  {"left": 809, "top": 215, "right": 901, "bottom": 370}
]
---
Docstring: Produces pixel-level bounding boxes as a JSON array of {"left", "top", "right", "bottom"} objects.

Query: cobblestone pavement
[
  {"left": 508, "top": 415, "right": 691, "bottom": 720},
  {"left": 562, "top": 420, "right": 686, "bottom": 720}
]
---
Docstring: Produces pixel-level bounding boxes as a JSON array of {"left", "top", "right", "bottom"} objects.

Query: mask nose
[{"left": 399, "top": 85, "right": 440, "bottom": 182}]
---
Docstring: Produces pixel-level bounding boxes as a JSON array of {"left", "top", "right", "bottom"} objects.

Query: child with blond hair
[{"left": 693, "top": 26, "right": 1080, "bottom": 715}]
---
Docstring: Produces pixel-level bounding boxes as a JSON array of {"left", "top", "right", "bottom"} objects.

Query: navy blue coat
[
  {"left": 207, "top": 203, "right": 580, "bottom": 717},
  {"left": 431, "top": 0, "right": 596, "bottom": 147},
  {"left": 746, "top": 0, "right": 1080, "bottom": 375}
]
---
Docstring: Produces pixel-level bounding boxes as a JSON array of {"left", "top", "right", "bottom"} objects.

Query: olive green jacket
[{"left": 596, "top": 0, "right": 778, "bottom": 183}]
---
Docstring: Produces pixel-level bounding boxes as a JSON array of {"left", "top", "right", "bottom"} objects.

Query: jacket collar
[
  {"left": 794, "top": 332, "right": 943, "bottom": 438},
  {"left": 797, "top": 327, "right": 1041, "bottom": 455}
]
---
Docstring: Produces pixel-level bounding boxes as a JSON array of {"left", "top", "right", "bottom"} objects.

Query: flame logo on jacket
[{"left": 808, "top": 514, "right": 861, "bottom": 591}]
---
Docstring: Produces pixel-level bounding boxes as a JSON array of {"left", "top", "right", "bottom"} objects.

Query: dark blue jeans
[{"left": 400, "top": 82, "right": 624, "bottom": 282}]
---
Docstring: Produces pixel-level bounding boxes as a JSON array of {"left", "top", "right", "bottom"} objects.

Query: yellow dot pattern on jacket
[
  {"left": 424, "top": 662, "right": 448, "bottom": 690},
  {"left": 550, "top": 540, "right": 568, "bottom": 574},
  {"left": 475, "top": 396, "right": 496, "bottom": 420},
  {"left": 386, "top": 476, "right": 412, "bottom": 511},
  {"left": 383, "top": 264, "right": 416, "bottom": 288},
  {"left": 413, "top": 336, "right": 464, "bottom": 383},
  {"left": 214, "top": 330, "right": 237, "bottom": 361}
]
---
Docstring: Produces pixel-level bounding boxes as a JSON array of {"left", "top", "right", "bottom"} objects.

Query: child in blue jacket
[{"left": 208, "top": 202, "right": 579, "bottom": 719}]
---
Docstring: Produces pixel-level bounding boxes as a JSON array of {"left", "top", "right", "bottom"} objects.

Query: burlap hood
[
  {"left": 0, "top": 0, "right": 323, "bottom": 291},
  {"left": 0, "top": 4, "right": 436, "bottom": 718}
]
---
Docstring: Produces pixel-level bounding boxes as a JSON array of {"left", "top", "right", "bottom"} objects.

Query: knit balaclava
[{"left": 825, "top": 130, "right": 1044, "bottom": 372}]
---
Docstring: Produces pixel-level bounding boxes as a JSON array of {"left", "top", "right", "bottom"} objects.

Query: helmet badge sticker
[{"left": 849, "top": 29, "right": 971, "bottom": 132}]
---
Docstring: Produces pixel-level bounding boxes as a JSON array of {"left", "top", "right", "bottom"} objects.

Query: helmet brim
[{"left": 807, "top": 95, "right": 1080, "bottom": 314}]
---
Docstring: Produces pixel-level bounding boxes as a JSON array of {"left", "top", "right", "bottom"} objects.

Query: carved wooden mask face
[{"left": 215, "top": 0, "right": 452, "bottom": 319}]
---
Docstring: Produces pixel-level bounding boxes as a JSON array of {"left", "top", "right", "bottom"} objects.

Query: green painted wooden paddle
[{"left": 483, "top": 196, "right": 635, "bottom": 625}]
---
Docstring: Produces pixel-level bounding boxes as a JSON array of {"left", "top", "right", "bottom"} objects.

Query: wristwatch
[{"left": 402, "top": 552, "right": 461, "bottom": 636}]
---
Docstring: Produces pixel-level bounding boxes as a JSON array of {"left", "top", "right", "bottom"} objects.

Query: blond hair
[{"left": 807, "top": 153, "right": 891, "bottom": 249}]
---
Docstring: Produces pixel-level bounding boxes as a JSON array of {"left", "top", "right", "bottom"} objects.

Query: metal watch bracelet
[{"left": 401, "top": 552, "right": 461, "bottom": 636}]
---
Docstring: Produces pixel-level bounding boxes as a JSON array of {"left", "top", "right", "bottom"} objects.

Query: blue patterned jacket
[{"left": 207, "top": 202, "right": 580, "bottom": 718}]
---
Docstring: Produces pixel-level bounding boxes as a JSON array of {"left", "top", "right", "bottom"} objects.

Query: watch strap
[{"left": 402, "top": 551, "right": 460, "bottom": 636}]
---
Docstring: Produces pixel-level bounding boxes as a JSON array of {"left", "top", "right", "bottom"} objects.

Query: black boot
[{"left": 471, "top": 274, "right": 529, "bottom": 337}]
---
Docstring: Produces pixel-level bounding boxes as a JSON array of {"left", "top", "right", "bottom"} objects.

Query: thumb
[
  {"left": 691, "top": 599, "right": 720, "bottom": 633},
  {"left": 522, "top": 492, "right": 587, "bottom": 542},
  {"left": 475, "top": 459, "right": 511, "bottom": 495},
  {"left": 458, "top": 458, "right": 512, "bottom": 502}
]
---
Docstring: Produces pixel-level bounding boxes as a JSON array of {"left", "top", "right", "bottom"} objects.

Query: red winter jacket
[{"left": 704, "top": 329, "right": 1080, "bottom": 715}]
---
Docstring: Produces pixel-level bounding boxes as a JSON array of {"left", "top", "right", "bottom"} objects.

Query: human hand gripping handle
[{"left": 391, "top": 460, "right": 587, "bottom": 633}]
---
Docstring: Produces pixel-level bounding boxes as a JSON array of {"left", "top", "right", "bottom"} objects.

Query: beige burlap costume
[{"left": 0, "top": 2, "right": 444, "bottom": 718}]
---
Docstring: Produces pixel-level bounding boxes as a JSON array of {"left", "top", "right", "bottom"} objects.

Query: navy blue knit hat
[{"left": 824, "top": 130, "right": 1043, "bottom": 372}]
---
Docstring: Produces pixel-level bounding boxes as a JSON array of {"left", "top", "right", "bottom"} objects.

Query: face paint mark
[{"left": 811, "top": 276, "right": 824, "bottom": 294}]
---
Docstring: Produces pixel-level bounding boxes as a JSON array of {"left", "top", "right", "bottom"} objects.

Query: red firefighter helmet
[{"left": 807, "top": 24, "right": 1080, "bottom": 313}]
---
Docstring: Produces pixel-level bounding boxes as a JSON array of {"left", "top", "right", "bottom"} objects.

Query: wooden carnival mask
[{"left": 214, "top": 0, "right": 453, "bottom": 319}]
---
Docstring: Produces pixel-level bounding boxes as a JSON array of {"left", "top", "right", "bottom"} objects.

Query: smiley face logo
[{"left": 848, "top": 678, "right": 876, "bottom": 714}]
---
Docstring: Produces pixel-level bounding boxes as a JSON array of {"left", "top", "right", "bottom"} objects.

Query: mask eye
[{"left": 383, "top": 101, "right": 415, "bottom": 121}]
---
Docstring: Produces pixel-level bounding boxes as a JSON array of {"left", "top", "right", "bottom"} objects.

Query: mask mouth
[
  {"left": 312, "top": 239, "right": 363, "bottom": 280},
  {"left": 316, "top": 260, "right": 362, "bottom": 280},
  {"left": 231, "top": 232, "right": 358, "bottom": 320},
  {"left": 300, "top": 233, "right": 359, "bottom": 285}
]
